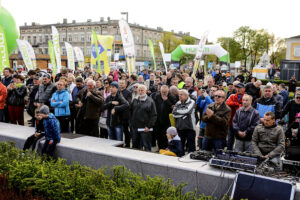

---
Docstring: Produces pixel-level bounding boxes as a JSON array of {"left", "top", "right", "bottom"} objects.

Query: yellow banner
[{"left": 91, "top": 35, "right": 114, "bottom": 75}]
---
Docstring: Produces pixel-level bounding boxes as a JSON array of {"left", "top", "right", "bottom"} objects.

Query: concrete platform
[{"left": 0, "top": 122, "right": 299, "bottom": 199}]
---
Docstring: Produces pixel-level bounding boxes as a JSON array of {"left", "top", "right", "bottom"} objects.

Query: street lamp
[{"left": 121, "top": 12, "right": 128, "bottom": 23}]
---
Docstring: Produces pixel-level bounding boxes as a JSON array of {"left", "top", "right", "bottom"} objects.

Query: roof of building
[{"left": 287, "top": 35, "right": 300, "bottom": 39}]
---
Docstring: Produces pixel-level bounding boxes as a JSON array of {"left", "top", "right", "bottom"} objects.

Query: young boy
[
  {"left": 159, "top": 127, "right": 184, "bottom": 157},
  {"left": 38, "top": 105, "right": 61, "bottom": 158}
]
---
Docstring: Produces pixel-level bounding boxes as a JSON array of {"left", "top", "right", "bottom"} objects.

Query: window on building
[
  {"left": 39, "top": 35, "right": 42, "bottom": 43},
  {"left": 33, "top": 36, "right": 37, "bottom": 45},
  {"left": 45, "top": 48, "right": 48, "bottom": 54},
  {"left": 144, "top": 50, "right": 147, "bottom": 58},
  {"left": 27, "top": 36, "right": 31, "bottom": 43},
  {"left": 62, "top": 47, "right": 66, "bottom": 55},
  {"left": 62, "top": 34, "right": 66, "bottom": 42},
  {"left": 136, "top": 36, "right": 139, "bottom": 43},
  {"left": 102, "top": 30, "right": 108, "bottom": 35},
  {"left": 39, "top": 48, "right": 43, "bottom": 54},
  {"left": 87, "top": 47, "right": 91, "bottom": 55},
  {"left": 87, "top": 33, "right": 91, "bottom": 42},
  {"left": 114, "top": 47, "right": 120, "bottom": 54},
  {"left": 74, "top": 34, "right": 78, "bottom": 42},
  {"left": 68, "top": 34, "right": 72, "bottom": 42},
  {"left": 137, "top": 49, "right": 140, "bottom": 57},
  {"left": 81, "top": 34, "right": 85, "bottom": 42},
  {"left": 45, "top": 35, "right": 48, "bottom": 42}
]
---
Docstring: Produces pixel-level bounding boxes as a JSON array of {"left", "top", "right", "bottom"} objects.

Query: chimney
[
  {"left": 100, "top": 17, "right": 104, "bottom": 22},
  {"left": 107, "top": 17, "right": 110, "bottom": 21},
  {"left": 72, "top": 20, "right": 76, "bottom": 24},
  {"left": 24, "top": 22, "right": 27, "bottom": 26},
  {"left": 63, "top": 18, "right": 67, "bottom": 24},
  {"left": 87, "top": 19, "right": 92, "bottom": 22},
  {"left": 32, "top": 22, "right": 35, "bottom": 26}
]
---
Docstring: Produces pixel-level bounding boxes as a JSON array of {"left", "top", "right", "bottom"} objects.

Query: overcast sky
[{"left": 2, "top": 0, "right": 300, "bottom": 42}]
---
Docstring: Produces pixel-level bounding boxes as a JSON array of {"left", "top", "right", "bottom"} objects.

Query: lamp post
[{"left": 121, "top": 12, "right": 128, "bottom": 23}]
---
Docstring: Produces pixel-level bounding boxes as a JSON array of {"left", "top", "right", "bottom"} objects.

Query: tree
[
  {"left": 217, "top": 37, "right": 243, "bottom": 63},
  {"left": 269, "top": 36, "right": 286, "bottom": 67},
  {"left": 233, "top": 26, "right": 256, "bottom": 69},
  {"left": 249, "top": 29, "right": 270, "bottom": 67}
]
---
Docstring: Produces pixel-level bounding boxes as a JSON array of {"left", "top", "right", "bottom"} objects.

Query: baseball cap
[
  {"left": 110, "top": 81, "right": 119, "bottom": 89},
  {"left": 235, "top": 83, "right": 245, "bottom": 88}
]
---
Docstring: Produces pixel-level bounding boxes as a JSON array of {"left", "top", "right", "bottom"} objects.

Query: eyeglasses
[
  {"left": 214, "top": 95, "right": 224, "bottom": 98},
  {"left": 42, "top": 74, "right": 50, "bottom": 78},
  {"left": 296, "top": 97, "right": 300, "bottom": 99},
  {"left": 104, "top": 82, "right": 109, "bottom": 84}
]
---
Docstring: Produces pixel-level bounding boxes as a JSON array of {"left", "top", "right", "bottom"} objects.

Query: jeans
[
  {"left": 202, "top": 136, "right": 226, "bottom": 151},
  {"left": 227, "top": 126, "right": 235, "bottom": 150},
  {"left": 131, "top": 128, "right": 152, "bottom": 151},
  {"left": 234, "top": 139, "right": 252, "bottom": 152},
  {"left": 42, "top": 139, "right": 58, "bottom": 159},
  {"left": 107, "top": 125, "right": 123, "bottom": 141},
  {"left": 178, "top": 129, "right": 196, "bottom": 153},
  {"left": 269, "top": 76, "right": 274, "bottom": 83}
]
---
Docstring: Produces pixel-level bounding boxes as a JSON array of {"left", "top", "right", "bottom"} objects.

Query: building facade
[
  {"left": 18, "top": 17, "right": 198, "bottom": 68},
  {"left": 286, "top": 35, "right": 300, "bottom": 61}
]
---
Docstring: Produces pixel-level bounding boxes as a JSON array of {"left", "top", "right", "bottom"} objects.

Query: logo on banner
[
  {"left": 0, "top": 33, "right": 8, "bottom": 67},
  {"left": 92, "top": 41, "right": 105, "bottom": 58}
]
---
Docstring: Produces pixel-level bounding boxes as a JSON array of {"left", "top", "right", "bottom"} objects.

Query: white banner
[
  {"left": 22, "top": 40, "right": 36, "bottom": 68},
  {"left": 73, "top": 47, "right": 84, "bottom": 62},
  {"left": 119, "top": 19, "right": 135, "bottom": 57},
  {"left": 159, "top": 42, "right": 168, "bottom": 73},
  {"left": 195, "top": 31, "right": 209, "bottom": 60},
  {"left": 17, "top": 39, "right": 33, "bottom": 70},
  {"left": 65, "top": 42, "right": 75, "bottom": 71},
  {"left": 52, "top": 26, "right": 62, "bottom": 72}
]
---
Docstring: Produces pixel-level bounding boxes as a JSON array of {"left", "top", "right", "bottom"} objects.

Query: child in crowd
[
  {"left": 38, "top": 105, "right": 61, "bottom": 159},
  {"left": 23, "top": 109, "right": 45, "bottom": 151},
  {"left": 159, "top": 127, "right": 183, "bottom": 157}
]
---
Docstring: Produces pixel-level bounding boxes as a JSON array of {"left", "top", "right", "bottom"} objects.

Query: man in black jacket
[
  {"left": 102, "top": 82, "right": 129, "bottom": 141},
  {"left": 119, "top": 80, "right": 132, "bottom": 147},
  {"left": 288, "top": 75, "right": 297, "bottom": 93},
  {"left": 268, "top": 65, "right": 276, "bottom": 83},
  {"left": 130, "top": 84, "right": 157, "bottom": 151},
  {"left": 154, "top": 85, "right": 177, "bottom": 149},
  {"left": 245, "top": 80, "right": 261, "bottom": 103}
]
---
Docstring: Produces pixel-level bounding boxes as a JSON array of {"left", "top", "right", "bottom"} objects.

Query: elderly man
[
  {"left": 233, "top": 94, "right": 260, "bottom": 152},
  {"left": 169, "top": 85, "right": 179, "bottom": 102},
  {"left": 202, "top": 90, "right": 231, "bottom": 151},
  {"left": 226, "top": 82, "right": 245, "bottom": 150},
  {"left": 154, "top": 85, "right": 177, "bottom": 149},
  {"left": 245, "top": 80, "right": 261, "bottom": 103},
  {"left": 76, "top": 80, "right": 104, "bottom": 137},
  {"left": 184, "top": 77, "right": 197, "bottom": 100},
  {"left": 130, "top": 85, "right": 157, "bottom": 151},
  {"left": 172, "top": 89, "right": 196, "bottom": 153},
  {"left": 253, "top": 85, "right": 281, "bottom": 122},
  {"left": 204, "top": 77, "right": 215, "bottom": 93},
  {"left": 252, "top": 112, "right": 285, "bottom": 165}
]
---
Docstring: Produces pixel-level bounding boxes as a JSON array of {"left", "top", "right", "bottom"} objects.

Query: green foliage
[
  {"left": 259, "top": 79, "right": 300, "bottom": 86},
  {"left": 0, "top": 142, "right": 230, "bottom": 200},
  {"left": 217, "top": 37, "right": 242, "bottom": 63}
]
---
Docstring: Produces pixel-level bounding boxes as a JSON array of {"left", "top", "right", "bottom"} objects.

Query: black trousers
[
  {"left": 56, "top": 116, "right": 70, "bottom": 133},
  {"left": 178, "top": 129, "right": 196, "bottom": 153},
  {"left": 123, "top": 121, "right": 131, "bottom": 147},
  {"left": 23, "top": 133, "right": 45, "bottom": 151},
  {"left": 156, "top": 125, "right": 169, "bottom": 150},
  {"left": 79, "top": 118, "right": 99, "bottom": 137},
  {"left": 70, "top": 107, "right": 78, "bottom": 133},
  {"left": 3, "top": 106, "right": 10, "bottom": 123},
  {"left": 42, "top": 140, "right": 58, "bottom": 159}
]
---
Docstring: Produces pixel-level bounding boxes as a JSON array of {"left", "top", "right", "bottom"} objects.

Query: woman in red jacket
[{"left": 0, "top": 81, "right": 7, "bottom": 122}]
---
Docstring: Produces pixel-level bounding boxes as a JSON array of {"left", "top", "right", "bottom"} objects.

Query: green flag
[
  {"left": 148, "top": 39, "right": 156, "bottom": 70},
  {"left": 0, "top": 25, "right": 10, "bottom": 73},
  {"left": 48, "top": 40, "right": 57, "bottom": 74},
  {"left": 92, "top": 30, "right": 101, "bottom": 73}
]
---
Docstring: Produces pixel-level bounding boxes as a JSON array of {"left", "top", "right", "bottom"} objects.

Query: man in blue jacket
[{"left": 38, "top": 105, "right": 61, "bottom": 159}]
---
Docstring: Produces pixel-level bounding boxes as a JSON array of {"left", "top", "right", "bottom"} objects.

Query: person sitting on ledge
[
  {"left": 251, "top": 111, "right": 285, "bottom": 165},
  {"left": 159, "top": 127, "right": 183, "bottom": 157},
  {"left": 23, "top": 109, "right": 45, "bottom": 152},
  {"left": 38, "top": 105, "right": 61, "bottom": 159}
]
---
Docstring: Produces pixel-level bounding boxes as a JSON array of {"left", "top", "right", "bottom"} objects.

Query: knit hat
[
  {"left": 39, "top": 105, "right": 50, "bottom": 115},
  {"left": 166, "top": 126, "right": 178, "bottom": 136},
  {"left": 110, "top": 81, "right": 119, "bottom": 89}
]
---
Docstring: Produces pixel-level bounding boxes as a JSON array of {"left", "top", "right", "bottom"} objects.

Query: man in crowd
[
  {"left": 102, "top": 82, "right": 129, "bottom": 141},
  {"left": 281, "top": 90, "right": 300, "bottom": 130},
  {"left": 204, "top": 77, "right": 215, "bottom": 93},
  {"left": 184, "top": 77, "right": 197, "bottom": 100},
  {"left": 169, "top": 85, "right": 179, "bottom": 102},
  {"left": 268, "top": 65, "right": 276, "bottom": 83},
  {"left": 245, "top": 80, "right": 262, "bottom": 103},
  {"left": 254, "top": 85, "right": 281, "bottom": 121},
  {"left": 279, "top": 83, "right": 289, "bottom": 109},
  {"left": 232, "top": 94, "right": 260, "bottom": 152},
  {"left": 288, "top": 75, "right": 297, "bottom": 93},
  {"left": 36, "top": 73, "right": 57, "bottom": 107},
  {"left": 235, "top": 71, "right": 245, "bottom": 83},
  {"left": 226, "top": 83, "right": 234, "bottom": 99},
  {"left": 55, "top": 68, "right": 68, "bottom": 82},
  {"left": 76, "top": 80, "right": 104, "bottom": 137},
  {"left": 119, "top": 79, "right": 132, "bottom": 147},
  {"left": 130, "top": 84, "right": 157, "bottom": 151},
  {"left": 202, "top": 90, "right": 231, "bottom": 151},
  {"left": 226, "top": 82, "right": 245, "bottom": 150},
  {"left": 2, "top": 67, "right": 13, "bottom": 87},
  {"left": 252, "top": 111, "right": 285, "bottom": 165},
  {"left": 127, "top": 74, "right": 138, "bottom": 92},
  {"left": 154, "top": 85, "right": 177, "bottom": 149},
  {"left": 272, "top": 84, "right": 283, "bottom": 109},
  {"left": 172, "top": 89, "right": 196, "bottom": 153}
]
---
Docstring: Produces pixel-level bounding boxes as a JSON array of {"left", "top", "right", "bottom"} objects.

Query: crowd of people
[{"left": 0, "top": 65, "right": 299, "bottom": 161}]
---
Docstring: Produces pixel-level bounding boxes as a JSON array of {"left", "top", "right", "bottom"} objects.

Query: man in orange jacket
[
  {"left": 226, "top": 82, "right": 245, "bottom": 150},
  {"left": 0, "top": 80, "right": 8, "bottom": 122}
]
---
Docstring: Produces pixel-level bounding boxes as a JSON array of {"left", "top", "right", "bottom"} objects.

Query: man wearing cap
[
  {"left": 102, "top": 82, "right": 129, "bottom": 142},
  {"left": 226, "top": 82, "right": 245, "bottom": 150},
  {"left": 38, "top": 105, "right": 61, "bottom": 159},
  {"left": 36, "top": 73, "right": 57, "bottom": 108}
]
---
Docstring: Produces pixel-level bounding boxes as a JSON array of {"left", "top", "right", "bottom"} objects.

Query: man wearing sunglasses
[{"left": 202, "top": 90, "right": 231, "bottom": 151}]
